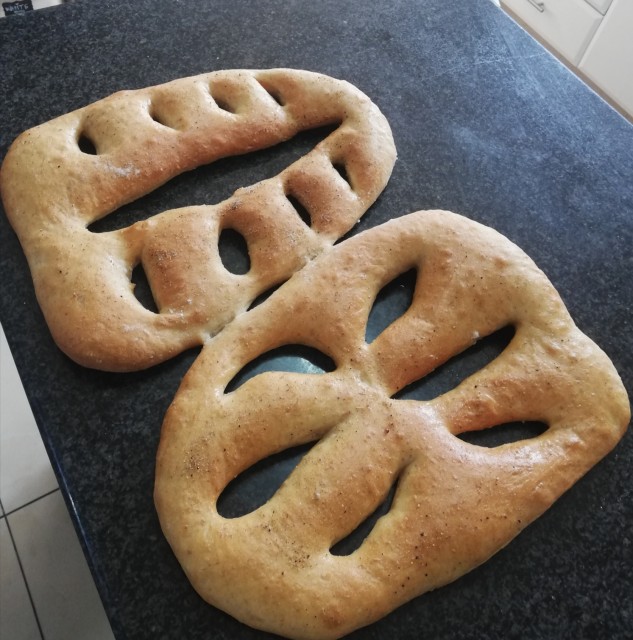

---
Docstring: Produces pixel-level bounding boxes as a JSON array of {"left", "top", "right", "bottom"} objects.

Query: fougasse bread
[
  {"left": 1, "top": 70, "right": 629, "bottom": 640},
  {"left": 0, "top": 69, "right": 396, "bottom": 371},
  {"left": 154, "top": 210, "right": 630, "bottom": 640}
]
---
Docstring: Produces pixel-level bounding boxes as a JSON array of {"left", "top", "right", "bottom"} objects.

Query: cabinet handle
[{"left": 526, "top": 0, "right": 545, "bottom": 11}]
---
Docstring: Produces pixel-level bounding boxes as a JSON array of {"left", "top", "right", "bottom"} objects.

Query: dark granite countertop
[{"left": 1, "top": 0, "right": 631, "bottom": 638}]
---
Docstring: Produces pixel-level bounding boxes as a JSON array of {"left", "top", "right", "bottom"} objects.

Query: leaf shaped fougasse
[
  {"left": 155, "top": 209, "right": 630, "bottom": 640},
  {"left": 0, "top": 69, "right": 396, "bottom": 371}
]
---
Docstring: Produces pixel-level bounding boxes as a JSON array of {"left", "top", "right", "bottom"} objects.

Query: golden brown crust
[
  {"left": 0, "top": 69, "right": 396, "bottom": 371},
  {"left": 154, "top": 210, "right": 630, "bottom": 640},
  {"left": 3, "top": 69, "right": 628, "bottom": 639}
]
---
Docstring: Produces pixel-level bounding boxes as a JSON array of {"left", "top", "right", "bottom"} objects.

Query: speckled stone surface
[{"left": 0, "top": 0, "right": 631, "bottom": 638}]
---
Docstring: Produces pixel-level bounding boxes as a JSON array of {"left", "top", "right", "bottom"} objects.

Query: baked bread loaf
[
  {"left": 2, "top": 69, "right": 628, "bottom": 639},
  {"left": 0, "top": 69, "right": 396, "bottom": 371},
  {"left": 154, "top": 210, "right": 630, "bottom": 640}
]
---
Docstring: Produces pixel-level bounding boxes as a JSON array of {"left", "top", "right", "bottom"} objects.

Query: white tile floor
[{"left": 0, "top": 324, "right": 115, "bottom": 640}]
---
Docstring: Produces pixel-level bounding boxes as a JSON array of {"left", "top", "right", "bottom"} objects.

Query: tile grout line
[
  {"left": 3, "top": 507, "right": 47, "bottom": 640},
  {"left": 2, "top": 487, "right": 61, "bottom": 518}
]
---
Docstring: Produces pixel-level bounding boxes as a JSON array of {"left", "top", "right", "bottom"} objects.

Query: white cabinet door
[
  {"left": 583, "top": 0, "right": 613, "bottom": 15},
  {"left": 502, "top": 0, "right": 603, "bottom": 64},
  {"left": 579, "top": 0, "right": 633, "bottom": 116}
]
